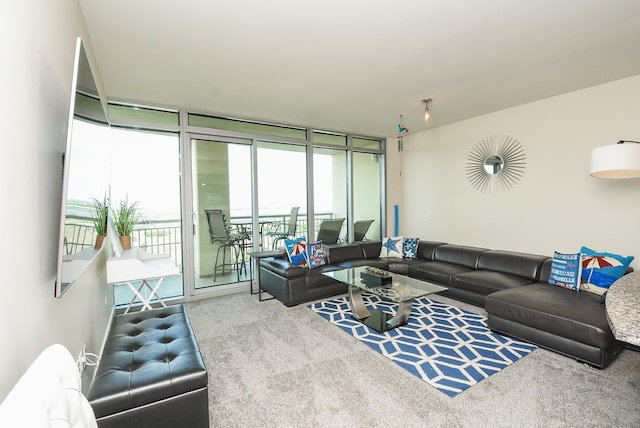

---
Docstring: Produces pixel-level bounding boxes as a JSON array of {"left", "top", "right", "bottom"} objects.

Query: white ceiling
[{"left": 79, "top": 0, "right": 640, "bottom": 137}]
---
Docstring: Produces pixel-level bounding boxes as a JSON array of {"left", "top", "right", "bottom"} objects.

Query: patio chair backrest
[
  {"left": 316, "top": 218, "right": 345, "bottom": 244},
  {"left": 286, "top": 206, "right": 300, "bottom": 234},
  {"left": 353, "top": 219, "right": 374, "bottom": 241},
  {"left": 205, "top": 209, "right": 231, "bottom": 242}
]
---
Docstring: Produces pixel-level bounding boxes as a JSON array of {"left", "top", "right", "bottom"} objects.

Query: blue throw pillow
[
  {"left": 548, "top": 251, "right": 581, "bottom": 291},
  {"left": 403, "top": 238, "right": 420, "bottom": 259},
  {"left": 307, "top": 241, "right": 328, "bottom": 269},
  {"left": 284, "top": 237, "right": 308, "bottom": 267},
  {"left": 580, "top": 246, "right": 634, "bottom": 295},
  {"left": 379, "top": 236, "right": 404, "bottom": 258}
]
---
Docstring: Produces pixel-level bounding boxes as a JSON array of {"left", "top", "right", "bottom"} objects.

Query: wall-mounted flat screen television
[{"left": 55, "top": 37, "right": 111, "bottom": 297}]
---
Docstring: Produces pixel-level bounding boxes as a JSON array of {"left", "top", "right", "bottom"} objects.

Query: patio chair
[
  {"left": 265, "top": 206, "right": 299, "bottom": 249},
  {"left": 353, "top": 219, "right": 374, "bottom": 241},
  {"left": 316, "top": 218, "right": 345, "bottom": 245},
  {"left": 205, "top": 209, "right": 249, "bottom": 281}
]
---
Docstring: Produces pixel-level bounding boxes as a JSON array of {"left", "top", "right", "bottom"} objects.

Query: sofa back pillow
[
  {"left": 307, "top": 241, "right": 328, "bottom": 269},
  {"left": 580, "top": 246, "right": 634, "bottom": 295},
  {"left": 379, "top": 236, "right": 404, "bottom": 258},
  {"left": 402, "top": 237, "right": 420, "bottom": 259},
  {"left": 284, "top": 237, "right": 308, "bottom": 267},
  {"left": 548, "top": 251, "right": 581, "bottom": 291}
]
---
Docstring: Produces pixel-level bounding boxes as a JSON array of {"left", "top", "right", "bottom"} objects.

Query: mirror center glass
[{"left": 483, "top": 155, "right": 504, "bottom": 175}]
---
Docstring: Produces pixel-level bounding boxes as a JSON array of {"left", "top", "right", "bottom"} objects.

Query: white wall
[
  {"left": 394, "top": 75, "right": 640, "bottom": 268},
  {"left": 0, "top": 0, "right": 111, "bottom": 399}
]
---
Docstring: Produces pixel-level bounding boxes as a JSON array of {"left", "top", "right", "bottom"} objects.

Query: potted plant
[
  {"left": 113, "top": 197, "right": 141, "bottom": 250},
  {"left": 89, "top": 194, "right": 109, "bottom": 249}
]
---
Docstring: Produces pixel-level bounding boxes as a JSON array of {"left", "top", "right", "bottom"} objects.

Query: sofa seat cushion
[
  {"left": 410, "top": 261, "right": 474, "bottom": 285},
  {"left": 452, "top": 270, "right": 536, "bottom": 295},
  {"left": 485, "top": 283, "right": 615, "bottom": 349}
]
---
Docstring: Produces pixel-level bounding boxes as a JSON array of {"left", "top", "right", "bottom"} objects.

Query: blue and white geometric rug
[{"left": 308, "top": 294, "right": 537, "bottom": 397}]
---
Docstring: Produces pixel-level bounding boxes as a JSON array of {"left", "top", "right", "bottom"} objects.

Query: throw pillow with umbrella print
[
  {"left": 284, "top": 237, "right": 308, "bottom": 267},
  {"left": 580, "top": 246, "right": 634, "bottom": 295}
]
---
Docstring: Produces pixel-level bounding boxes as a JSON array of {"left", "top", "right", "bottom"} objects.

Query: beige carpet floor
[{"left": 186, "top": 292, "right": 640, "bottom": 428}]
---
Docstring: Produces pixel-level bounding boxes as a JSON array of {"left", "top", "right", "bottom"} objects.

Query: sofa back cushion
[
  {"left": 538, "top": 258, "right": 553, "bottom": 283},
  {"left": 416, "top": 241, "right": 447, "bottom": 260},
  {"left": 327, "top": 244, "right": 364, "bottom": 264},
  {"left": 433, "top": 244, "right": 487, "bottom": 268},
  {"left": 477, "top": 250, "right": 549, "bottom": 281},
  {"left": 359, "top": 241, "right": 382, "bottom": 259}
]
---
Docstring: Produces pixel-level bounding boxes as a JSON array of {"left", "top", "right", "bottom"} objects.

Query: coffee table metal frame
[{"left": 323, "top": 266, "right": 447, "bottom": 333}]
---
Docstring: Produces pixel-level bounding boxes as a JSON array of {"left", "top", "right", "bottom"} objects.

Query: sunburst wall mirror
[{"left": 466, "top": 135, "right": 526, "bottom": 193}]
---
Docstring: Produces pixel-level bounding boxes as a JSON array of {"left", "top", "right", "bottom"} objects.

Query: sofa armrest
[{"left": 260, "top": 257, "right": 308, "bottom": 278}]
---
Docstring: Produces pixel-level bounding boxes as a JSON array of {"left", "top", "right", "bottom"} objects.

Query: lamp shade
[{"left": 590, "top": 143, "right": 640, "bottom": 179}]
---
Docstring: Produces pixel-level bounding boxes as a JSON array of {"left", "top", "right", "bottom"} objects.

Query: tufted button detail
[{"left": 87, "top": 304, "right": 208, "bottom": 422}]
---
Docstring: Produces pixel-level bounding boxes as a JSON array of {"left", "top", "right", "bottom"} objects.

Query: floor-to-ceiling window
[
  {"left": 352, "top": 137, "right": 383, "bottom": 241},
  {"left": 110, "top": 127, "right": 182, "bottom": 305},
  {"left": 312, "top": 135, "right": 348, "bottom": 243},
  {"left": 108, "top": 103, "right": 182, "bottom": 307},
  {"left": 105, "top": 106, "right": 385, "bottom": 306},
  {"left": 257, "top": 141, "right": 308, "bottom": 249}
]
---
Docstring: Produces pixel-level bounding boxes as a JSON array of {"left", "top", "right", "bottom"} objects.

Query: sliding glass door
[{"left": 190, "top": 137, "right": 253, "bottom": 289}]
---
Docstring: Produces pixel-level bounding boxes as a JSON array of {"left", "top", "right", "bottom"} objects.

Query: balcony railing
[{"left": 64, "top": 212, "right": 341, "bottom": 273}]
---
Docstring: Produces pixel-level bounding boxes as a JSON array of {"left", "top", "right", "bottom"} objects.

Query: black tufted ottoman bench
[{"left": 88, "top": 304, "right": 209, "bottom": 428}]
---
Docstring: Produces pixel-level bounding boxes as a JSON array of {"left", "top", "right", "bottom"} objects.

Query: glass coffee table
[{"left": 323, "top": 266, "right": 447, "bottom": 333}]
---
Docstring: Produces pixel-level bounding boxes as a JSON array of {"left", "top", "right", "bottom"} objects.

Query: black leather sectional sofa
[{"left": 259, "top": 240, "right": 626, "bottom": 368}]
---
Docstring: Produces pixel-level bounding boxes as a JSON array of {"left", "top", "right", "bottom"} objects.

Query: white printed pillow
[{"left": 379, "top": 236, "right": 404, "bottom": 258}]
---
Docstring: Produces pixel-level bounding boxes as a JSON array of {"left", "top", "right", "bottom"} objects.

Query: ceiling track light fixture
[{"left": 422, "top": 98, "right": 432, "bottom": 124}]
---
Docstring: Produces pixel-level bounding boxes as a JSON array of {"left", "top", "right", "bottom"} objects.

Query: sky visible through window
[
  {"left": 105, "top": 133, "right": 333, "bottom": 221},
  {"left": 229, "top": 145, "right": 332, "bottom": 217}
]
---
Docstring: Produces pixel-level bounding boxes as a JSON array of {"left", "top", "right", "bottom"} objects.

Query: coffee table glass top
[{"left": 324, "top": 266, "right": 447, "bottom": 303}]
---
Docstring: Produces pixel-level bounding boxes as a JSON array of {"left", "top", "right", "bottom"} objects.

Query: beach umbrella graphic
[
  {"left": 582, "top": 255, "right": 622, "bottom": 286},
  {"left": 291, "top": 242, "right": 306, "bottom": 255},
  {"left": 581, "top": 255, "right": 622, "bottom": 270}
]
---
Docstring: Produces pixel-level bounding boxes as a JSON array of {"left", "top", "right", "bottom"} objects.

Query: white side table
[{"left": 107, "top": 247, "right": 180, "bottom": 313}]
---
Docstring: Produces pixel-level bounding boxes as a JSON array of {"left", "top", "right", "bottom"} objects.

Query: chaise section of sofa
[{"left": 485, "top": 282, "right": 624, "bottom": 368}]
